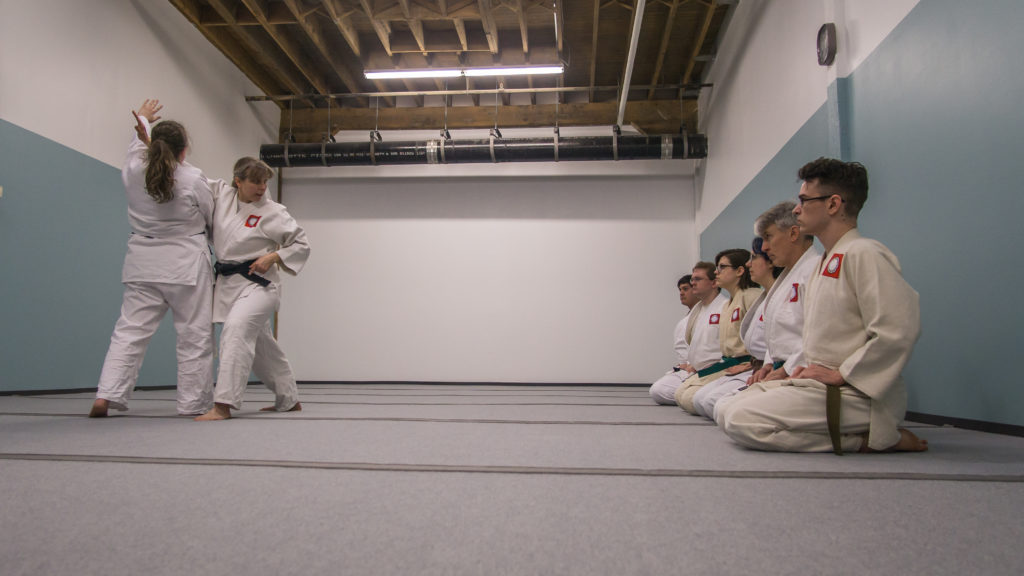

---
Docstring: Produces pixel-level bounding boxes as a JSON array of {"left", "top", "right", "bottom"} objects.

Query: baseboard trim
[
  {"left": 297, "top": 380, "right": 649, "bottom": 387},
  {"left": 905, "top": 411, "right": 1024, "bottom": 438}
]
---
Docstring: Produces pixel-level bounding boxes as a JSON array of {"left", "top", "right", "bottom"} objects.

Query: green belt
[
  {"left": 696, "top": 355, "right": 752, "bottom": 378},
  {"left": 772, "top": 360, "right": 785, "bottom": 370},
  {"left": 826, "top": 385, "right": 843, "bottom": 455}
]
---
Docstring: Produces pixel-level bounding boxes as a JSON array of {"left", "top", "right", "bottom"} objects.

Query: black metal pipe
[{"left": 260, "top": 134, "right": 707, "bottom": 168}]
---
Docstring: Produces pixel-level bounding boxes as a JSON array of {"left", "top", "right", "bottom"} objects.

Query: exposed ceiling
[{"left": 170, "top": 0, "right": 734, "bottom": 142}]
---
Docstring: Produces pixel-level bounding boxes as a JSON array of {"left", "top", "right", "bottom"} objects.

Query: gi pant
[
  {"left": 716, "top": 379, "right": 891, "bottom": 452},
  {"left": 674, "top": 368, "right": 729, "bottom": 414},
  {"left": 96, "top": 267, "right": 214, "bottom": 415},
  {"left": 214, "top": 284, "right": 299, "bottom": 411},
  {"left": 692, "top": 370, "right": 753, "bottom": 420},
  {"left": 649, "top": 370, "right": 692, "bottom": 405}
]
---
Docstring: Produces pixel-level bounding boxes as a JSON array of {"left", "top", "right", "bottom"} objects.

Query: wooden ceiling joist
[
  {"left": 477, "top": 0, "right": 501, "bottom": 54},
  {"left": 281, "top": 99, "right": 698, "bottom": 142}
]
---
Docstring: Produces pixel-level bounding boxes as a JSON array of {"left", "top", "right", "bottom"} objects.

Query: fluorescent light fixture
[
  {"left": 365, "top": 69, "right": 462, "bottom": 80},
  {"left": 463, "top": 65, "right": 564, "bottom": 77},
  {"left": 364, "top": 65, "right": 564, "bottom": 80}
]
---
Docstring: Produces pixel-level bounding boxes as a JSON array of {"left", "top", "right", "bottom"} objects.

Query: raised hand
[{"left": 136, "top": 99, "right": 163, "bottom": 123}]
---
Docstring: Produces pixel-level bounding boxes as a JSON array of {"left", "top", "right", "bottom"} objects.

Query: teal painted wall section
[
  {"left": 701, "top": 0, "right": 1024, "bottom": 426},
  {"left": 0, "top": 119, "right": 179, "bottom": 392},
  {"left": 699, "top": 105, "right": 830, "bottom": 261}
]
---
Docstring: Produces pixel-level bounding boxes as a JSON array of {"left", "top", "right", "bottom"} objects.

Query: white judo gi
[
  {"left": 721, "top": 230, "right": 920, "bottom": 452},
  {"left": 649, "top": 310, "right": 692, "bottom": 405},
  {"left": 209, "top": 180, "right": 310, "bottom": 411},
  {"left": 96, "top": 117, "right": 215, "bottom": 414},
  {"left": 692, "top": 294, "right": 767, "bottom": 419},
  {"left": 650, "top": 293, "right": 729, "bottom": 405},
  {"left": 675, "top": 287, "right": 761, "bottom": 413},
  {"left": 702, "top": 245, "right": 822, "bottom": 421}
]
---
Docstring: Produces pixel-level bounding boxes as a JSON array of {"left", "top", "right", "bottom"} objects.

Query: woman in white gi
[
  {"left": 195, "top": 157, "right": 310, "bottom": 421},
  {"left": 90, "top": 100, "right": 215, "bottom": 417},
  {"left": 675, "top": 249, "right": 763, "bottom": 413},
  {"left": 692, "top": 240, "right": 779, "bottom": 419}
]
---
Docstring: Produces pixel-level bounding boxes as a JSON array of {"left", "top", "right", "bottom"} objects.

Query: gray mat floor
[{"left": 1, "top": 384, "right": 1022, "bottom": 575}]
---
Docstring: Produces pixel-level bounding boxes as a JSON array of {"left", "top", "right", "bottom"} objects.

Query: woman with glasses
[
  {"left": 692, "top": 239, "right": 782, "bottom": 419},
  {"left": 675, "top": 248, "right": 764, "bottom": 414}
]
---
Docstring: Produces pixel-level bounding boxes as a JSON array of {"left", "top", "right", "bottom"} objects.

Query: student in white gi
[
  {"left": 720, "top": 158, "right": 927, "bottom": 452},
  {"left": 711, "top": 202, "right": 821, "bottom": 422},
  {"left": 675, "top": 249, "right": 762, "bottom": 413},
  {"left": 195, "top": 158, "right": 310, "bottom": 421},
  {"left": 90, "top": 100, "right": 214, "bottom": 417},
  {"left": 692, "top": 239, "right": 779, "bottom": 419},
  {"left": 651, "top": 263, "right": 728, "bottom": 405},
  {"left": 649, "top": 274, "right": 699, "bottom": 404}
]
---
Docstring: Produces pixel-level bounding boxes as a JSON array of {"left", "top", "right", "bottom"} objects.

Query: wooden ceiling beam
[
  {"left": 238, "top": 0, "right": 332, "bottom": 96},
  {"left": 647, "top": 0, "right": 680, "bottom": 99},
  {"left": 681, "top": 0, "right": 715, "bottom": 87},
  {"left": 280, "top": 99, "right": 698, "bottom": 142},
  {"left": 374, "top": 5, "right": 477, "bottom": 19},
  {"left": 396, "top": 0, "right": 428, "bottom": 54},
  {"left": 170, "top": 0, "right": 285, "bottom": 102},
  {"left": 477, "top": 0, "right": 500, "bottom": 54},
  {"left": 515, "top": 0, "right": 530, "bottom": 55},
  {"left": 204, "top": 0, "right": 315, "bottom": 105},
  {"left": 321, "top": 0, "right": 361, "bottom": 57},
  {"left": 555, "top": 0, "right": 564, "bottom": 54},
  {"left": 589, "top": 0, "right": 600, "bottom": 98},
  {"left": 359, "top": 0, "right": 394, "bottom": 56},
  {"left": 453, "top": 18, "right": 469, "bottom": 51},
  {"left": 282, "top": 0, "right": 364, "bottom": 100}
]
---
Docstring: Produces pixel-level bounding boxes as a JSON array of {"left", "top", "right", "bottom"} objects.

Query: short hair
[
  {"left": 798, "top": 157, "right": 869, "bottom": 218},
  {"left": 677, "top": 274, "right": 693, "bottom": 289},
  {"left": 755, "top": 201, "right": 800, "bottom": 236},
  {"left": 715, "top": 248, "right": 757, "bottom": 290},
  {"left": 233, "top": 156, "right": 275, "bottom": 185},
  {"left": 692, "top": 261, "right": 716, "bottom": 282}
]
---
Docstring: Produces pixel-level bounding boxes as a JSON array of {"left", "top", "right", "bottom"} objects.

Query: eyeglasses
[
  {"left": 716, "top": 264, "right": 737, "bottom": 271},
  {"left": 690, "top": 276, "right": 710, "bottom": 283},
  {"left": 797, "top": 194, "right": 837, "bottom": 206}
]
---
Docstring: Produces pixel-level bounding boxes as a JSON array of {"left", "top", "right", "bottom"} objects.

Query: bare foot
[
  {"left": 260, "top": 402, "right": 302, "bottom": 412},
  {"left": 194, "top": 403, "right": 232, "bottom": 421},
  {"left": 88, "top": 399, "right": 109, "bottom": 418},
  {"left": 860, "top": 428, "right": 929, "bottom": 453}
]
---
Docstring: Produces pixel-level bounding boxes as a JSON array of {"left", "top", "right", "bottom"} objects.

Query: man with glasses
[
  {"left": 650, "top": 262, "right": 728, "bottom": 405},
  {"left": 720, "top": 158, "right": 927, "bottom": 453}
]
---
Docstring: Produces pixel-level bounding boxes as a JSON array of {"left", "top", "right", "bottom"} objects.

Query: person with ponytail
[{"left": 90, "top": 99, "right": 215, "bottom": 417}]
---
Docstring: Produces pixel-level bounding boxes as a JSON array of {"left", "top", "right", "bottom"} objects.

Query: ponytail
[{"left": 144, "top": 120, "right": 188, "bottom": 204}]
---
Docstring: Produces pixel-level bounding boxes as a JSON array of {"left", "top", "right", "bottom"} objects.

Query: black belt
[{"left": 214, "top": 259, "right": 270, "bottom": 287}]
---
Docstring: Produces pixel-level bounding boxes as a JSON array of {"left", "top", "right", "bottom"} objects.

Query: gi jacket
[
  {"left": 803, "top": 229, "right": 920, "bottom": 449},
  {"left": 121, "top": 117, "right": 213, "bottom": 285},
  {"left": 209, "top": 179, "right": 311, "bottom": 323},
  {"left": 762, "top": 245, "right": 821, "bottom": 375}
]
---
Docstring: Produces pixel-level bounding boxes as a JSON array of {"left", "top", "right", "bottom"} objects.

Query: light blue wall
[
  {"left": 0, "top": 119, "right": 179, "bottom": 392},
  {"left": 701, "top": 0, "right": 1024, "bottom": 426}
]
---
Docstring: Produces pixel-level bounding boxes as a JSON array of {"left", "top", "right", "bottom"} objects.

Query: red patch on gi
[
  {"left": 789, "top": 283, "right": 800, "bottom": 302},
  {"left": 731, "top": 308, "right": 741, "bottom": 322},
  {"left": 709, "top": 314, "right": 720, "bottom": 325},
  {"left": 759, "top": 314, "right": 764, "bottom": 321},
  {"left": 822, "top": 254, "right": 843, "bottom": 278},
  {"left": 245, "top": 215, "right": 262, "bottom": 228}
]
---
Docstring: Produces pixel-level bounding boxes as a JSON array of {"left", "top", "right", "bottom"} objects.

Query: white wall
[
  {"left": 279, "top": 169, "right": 698, "bottom": 383},
  {"left": 696, "top": 0, "right": 919, "bottom": 231},
  {"left": 0, "top": 0, "right": 277, "bottom": 174}
]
